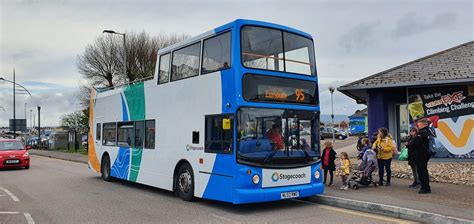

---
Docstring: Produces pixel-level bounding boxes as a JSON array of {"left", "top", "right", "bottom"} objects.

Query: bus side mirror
[{"left": 222, "top": 118, "right": 231, "bottom": 130}]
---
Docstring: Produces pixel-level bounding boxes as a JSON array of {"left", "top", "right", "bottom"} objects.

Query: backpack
[{"left": 426, "top": 128, "right": 437, "bottom": 156}]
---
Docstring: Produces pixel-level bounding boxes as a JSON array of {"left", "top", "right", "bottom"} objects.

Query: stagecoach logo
[
  {"left": 186, "top": 145, "right": 203, "bottom": 151},
  {"left": 271, "top": 171, "right": 306, "bottom": 182},
  {"left": 271, "top": 172, "right": 280, "bottom": 182}
]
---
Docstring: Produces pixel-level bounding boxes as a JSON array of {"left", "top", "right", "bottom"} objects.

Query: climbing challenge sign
[{"left": 408, "top": 84, "right": 474, "bottom": 158}]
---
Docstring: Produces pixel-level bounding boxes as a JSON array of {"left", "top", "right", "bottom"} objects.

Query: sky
[{"left": 0, "top": 0, "right": 473, "bottom": 126}]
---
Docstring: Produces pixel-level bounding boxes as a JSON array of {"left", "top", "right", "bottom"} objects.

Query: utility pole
[
  {"left": 37, "top": 105, "right": 41, "bottom": 149},
  {"left": 329, "top": 86, "right": 335, "bottom": 143},
  {"left": 13, "top": 68, "right": 16, "bottom": 136}
]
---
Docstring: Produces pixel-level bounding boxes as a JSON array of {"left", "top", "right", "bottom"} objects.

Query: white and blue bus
[{"left": 88, "top": 19, "right": 323, "bottom": 204}]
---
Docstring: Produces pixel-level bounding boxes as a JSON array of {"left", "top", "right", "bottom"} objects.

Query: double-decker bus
[{"left": 88, "top": 19, "right": 323, "bottom": 204}]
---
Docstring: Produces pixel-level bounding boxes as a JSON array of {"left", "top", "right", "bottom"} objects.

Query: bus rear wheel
[
  {"left": 176, "top": 163, "right": 194, "bottom": 201},
  {"left": 101, "top": 155, "right": 112, "bottom": 182}
]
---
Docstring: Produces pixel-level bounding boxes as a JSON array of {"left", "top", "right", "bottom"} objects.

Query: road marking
[
  {"left": 0, "top": 187, "right": 20, "bottom": 202},
  {"left": 293, "top": 199, "right": 417, "bottom": 224},
  {"left": 209, "top": 214, "right": 241, "bottom": 224},
  {"left": 24, "top": 212, "right": 35, "bottom": 224},
  {"left": 317, "top": 204, "right": 417, "bottom": 224},
  {"left": 0, "top": 211, "right": 20, "bottom": 214}
]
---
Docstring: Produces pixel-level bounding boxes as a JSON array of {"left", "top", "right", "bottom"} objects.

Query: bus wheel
[
  {"left": 177, "top": 163, "right": 194, "bottom": 201},
  {"left": 101, "top": 155, "right": 112, "bottom": 182}
]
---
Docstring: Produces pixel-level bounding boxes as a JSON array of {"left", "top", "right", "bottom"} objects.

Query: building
[
  {"left": 339, "top": 41, "right": 474, "bottom": 158},
  {"left": 348, "top": 108, "right": 368, "bottom": 135}
]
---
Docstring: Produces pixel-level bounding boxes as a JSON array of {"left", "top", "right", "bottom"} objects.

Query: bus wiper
[
  {"left": 263, "top": 148, "right": 279, "bottom": 164},
  {"left": 296, "top": 147, "right": 312, "bottom": 162}
]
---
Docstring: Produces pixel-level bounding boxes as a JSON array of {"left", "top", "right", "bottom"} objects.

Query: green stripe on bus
[{"left": 124, "top": 82, "right": 145, "bottom": 182}]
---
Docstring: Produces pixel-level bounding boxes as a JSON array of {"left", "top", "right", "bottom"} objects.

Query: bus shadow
[{"left": 93, "top": 176, "right": 315, "bottom": 214}]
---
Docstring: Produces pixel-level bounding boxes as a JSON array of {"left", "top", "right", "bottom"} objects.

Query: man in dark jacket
[
  {"left": 405, "top": 127, "right": 420, "bottom": 188},
  {"left": 413, "top": 118, "right": 432, "bottom": 194}
]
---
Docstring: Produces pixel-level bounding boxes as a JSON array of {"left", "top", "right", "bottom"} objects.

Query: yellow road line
[
  {"left": 293, "top": 199, "right": 418, "bottom": 224},
  {"left": 317, "top": 204, "right": 418, "bottom": 224}
]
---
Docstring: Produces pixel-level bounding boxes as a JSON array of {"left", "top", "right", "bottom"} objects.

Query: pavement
[
  {"left": 29, "top": 149, "right": 88, "bottom": 164},
  {"left": 0, "top": 155, "right": 413, "bottom": 224},
  {"left": 25, "top": 140, "right": 474, "bottom": 223}
]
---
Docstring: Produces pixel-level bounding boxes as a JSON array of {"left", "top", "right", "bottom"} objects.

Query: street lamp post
[
  {"left": 102, "top": 30, "right": 127, "bottom": 81},
  {"left": 0, "top": 71, "right": 33, "bottom": 136},
  {"left": 328, "top": 86, "right": 335, "bottom": 143}
]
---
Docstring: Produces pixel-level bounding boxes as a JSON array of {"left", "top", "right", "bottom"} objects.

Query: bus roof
[{"left": 157, "top": 19, "right": 313, "bottom": 55}]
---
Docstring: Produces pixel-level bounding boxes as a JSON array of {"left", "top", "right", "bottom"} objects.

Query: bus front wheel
[
  {"left": 176, "top": 163, "right": 195, "bottom": 201},
  {"left": 101, "top": 155, "right": 112, "bottom": 182}
]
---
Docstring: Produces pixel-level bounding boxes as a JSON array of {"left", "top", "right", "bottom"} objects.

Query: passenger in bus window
[{"left": 267, "top": 123, "right": 284, "bottom": 150}]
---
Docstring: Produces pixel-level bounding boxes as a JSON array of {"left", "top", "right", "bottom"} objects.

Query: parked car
[
  {"left": 320, "top": 127, "right": 348, "bottom": 140},
  {"left": 0, "top": 138, "right": 31, "bottom": 169}
]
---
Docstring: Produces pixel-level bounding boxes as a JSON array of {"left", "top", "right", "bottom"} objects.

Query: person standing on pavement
[
  {"left": 405, "top": 127, "right": 420, "bottom": 188},
  {"left": 413, "top": 118, "right": 432, "bottom": 194},
  {"left": 338, "top": 152, "right": 351, "bottom": 190},
  {"left": 372, "top": 127, "right": 394, "bottom": 186},
  {"left": 322, "top": 141, "right": 336, "bottom": 186}
]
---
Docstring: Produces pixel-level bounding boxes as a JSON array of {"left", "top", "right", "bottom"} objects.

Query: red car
[{"left": 0, "top": 139, "right": 31, "bottom": 169}]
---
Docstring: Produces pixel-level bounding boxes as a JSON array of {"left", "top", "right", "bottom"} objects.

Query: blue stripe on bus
[
  {"left": 111, "top": 147, "right": 131, "bottom": 180},
  {"left": 120, "top": 93, "right": 129, "bottom": 121}
]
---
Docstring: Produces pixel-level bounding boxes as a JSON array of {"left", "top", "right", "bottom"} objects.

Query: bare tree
[
  {"left": 77, "top": 35, "right": 124, "bottom": 88},
  {"left": 78, "top": 32, "right": 189, "bottom": 87},
  {"left": 123, "top": 32, "right": 189, "bottom": 82}
]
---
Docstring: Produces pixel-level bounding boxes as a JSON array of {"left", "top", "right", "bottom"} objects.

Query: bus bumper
[{"left": 233, "top": 182, "right": 324, "bottom": 204}]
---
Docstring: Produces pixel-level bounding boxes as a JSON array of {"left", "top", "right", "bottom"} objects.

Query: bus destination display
[{"left": 243, "top": 74, "right": 318, "bottom": 105}]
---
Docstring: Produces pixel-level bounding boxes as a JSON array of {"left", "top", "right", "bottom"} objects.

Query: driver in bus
[{"left": 267, "top": 123, "right": 285, "bottom": 150}]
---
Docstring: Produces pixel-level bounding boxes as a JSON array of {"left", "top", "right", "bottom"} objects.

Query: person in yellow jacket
[
  {"left": 338, "top": 152, "right": 351, "bottom": 190},
  {"left": 372, "top": 127, "right": 394, "bottom": 186}
]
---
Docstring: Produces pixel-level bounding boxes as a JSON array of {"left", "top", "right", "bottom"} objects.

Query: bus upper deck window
[
  {"left": 202, "top": 31, "right": 231, "bottom": 74},
  {"left": 158, "top": 53, "right": 170, "bottom": 84}
]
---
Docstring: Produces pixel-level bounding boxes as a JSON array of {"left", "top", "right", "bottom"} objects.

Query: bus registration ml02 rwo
[{"left": 88, "top": 19, "right": 323, "bottom": 204}]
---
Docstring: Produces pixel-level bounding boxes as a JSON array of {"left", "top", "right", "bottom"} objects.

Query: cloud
[
  {"left": 391, "top": 12, "right": 458, "bottom": 38},
  {"left": 338, "top": 21, "right": 381, "bottom": 53},
  {"left": 1, "top": 0, "right": 472, "bottom": 127}
]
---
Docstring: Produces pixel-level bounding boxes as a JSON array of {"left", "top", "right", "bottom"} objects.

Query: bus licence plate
[
  {"left": 6, "top": 160, "right": 20, "bottom": 164},
  {"left": 281, "top": 191, "right": 299, "bottom": 199}
]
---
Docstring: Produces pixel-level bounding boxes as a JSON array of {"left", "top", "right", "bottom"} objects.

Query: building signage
[
  {"left": 408, "top": 85, "right": 474, "bottom": 158},
  {"left": 408, "top": 85, "right": 474, "bottom": 120}
]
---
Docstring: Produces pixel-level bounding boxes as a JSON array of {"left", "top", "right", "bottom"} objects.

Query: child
[
  {"left": 357, "top": 138, "right": 371, "bottom": 160},
  {"left": 322, "top": 141, "right": 336, "bottom": 186},
  {"left": 339, "top": 152, "right": 351, "bottom": 190}
]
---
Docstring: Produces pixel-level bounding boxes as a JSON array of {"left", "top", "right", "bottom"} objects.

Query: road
[{"left": 0, "top": 155, "right": 415, "bottom": 224}]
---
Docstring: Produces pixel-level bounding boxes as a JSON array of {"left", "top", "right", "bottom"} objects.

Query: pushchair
[{"left": 348, "top": 149, "right": 379, "bottom": 190}]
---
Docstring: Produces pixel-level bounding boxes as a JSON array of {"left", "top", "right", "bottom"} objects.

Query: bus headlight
[
  {"left": 252, "top": 174, "right": 260, "bottom": 185},
  {"left": 314, "top": 170, "right": 321, "bottom": 179}
]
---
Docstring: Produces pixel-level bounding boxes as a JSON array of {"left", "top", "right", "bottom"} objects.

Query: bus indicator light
[{"left": 199, "top": 158, "right": 203, "bottom": 164}]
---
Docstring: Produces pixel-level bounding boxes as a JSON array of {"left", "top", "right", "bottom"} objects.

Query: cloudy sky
[{"left": 0, "top": 0, "right": 473, "bottom": 126}]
